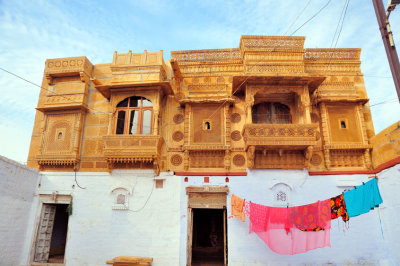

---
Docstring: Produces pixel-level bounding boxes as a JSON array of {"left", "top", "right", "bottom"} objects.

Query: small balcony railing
[
  {"left": 103, "top": 135, "right": 163, "bottom": 173},
  {"left": 242, "top": 123, "right": 319, "bottom": 149}
]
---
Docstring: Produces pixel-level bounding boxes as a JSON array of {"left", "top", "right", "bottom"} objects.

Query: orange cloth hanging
[{"left": 231, "top": 194, "right": 245, "bottom": 222}]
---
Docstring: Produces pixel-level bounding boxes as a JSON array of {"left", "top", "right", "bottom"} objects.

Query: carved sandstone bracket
[
  {"left": 247, "top": 146, "right": 255, "bottom": 169},
  {"left": 154, "top": 158, "right": 160, "bottom": 176},
  {"left": 184, "top": 150, "right": 189, "bottom": 171},
  {"left": 224, "top": 150, "right": 231, "bottom": 171},
  {"left": 324, "top": 148, "right": 331, "bottom": 169},
  {"left": 364, "top": 148, "right": 372, "bottom": 169},
  {"left": 304, "top": 146, "right": 314, "bottom": 168}
]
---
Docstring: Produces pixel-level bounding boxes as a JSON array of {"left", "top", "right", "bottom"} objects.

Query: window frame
[{"left": 114, "top": 96, "right": 154, "bottom": 135}]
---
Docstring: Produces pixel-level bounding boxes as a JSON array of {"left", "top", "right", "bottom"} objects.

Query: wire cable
[
  {"left": 283, "top": 0, "right": 312, "bottom": 36},
  {"left": 290, "top": 0, "right": 332, "bottom": 36}
]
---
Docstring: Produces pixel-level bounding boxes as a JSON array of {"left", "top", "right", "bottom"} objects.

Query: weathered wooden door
[
  {"left": 187, "top": 207, "right": 194, "bottom": 266},
  {"left": 34, "top": 204, "right": 56, "bottom": 262}
]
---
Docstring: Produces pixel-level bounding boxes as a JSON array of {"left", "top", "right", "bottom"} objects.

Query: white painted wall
[
  {"left": 15, "top": 164, "right": 399, "bottom": 265},
  {"left": 179, "top": 165, "right": 400, "bottom": 265},
  {"left": 22, "top": 170, "right": 181, "bottom": 266},
  {"left": 0, "top": 156, "right": 39, "bottom": 266}
]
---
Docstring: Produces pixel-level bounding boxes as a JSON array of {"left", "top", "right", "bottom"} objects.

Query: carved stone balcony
[
  {"left": 103, "top": 135, "right": 163, "bottom": 174},
  {"left": 242, "top": 123, "right": 319, "bottom": 149}
]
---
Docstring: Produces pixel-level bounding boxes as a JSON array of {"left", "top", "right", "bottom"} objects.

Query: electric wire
[
  {"left": 283, "top": 0, "right": 312, "bottom": 36},
  {"left": 128, "top": 177, "right": 155, "bottom": 212},
  {"left": 290, "top": 0, "right": 332, "bottom": 36}
]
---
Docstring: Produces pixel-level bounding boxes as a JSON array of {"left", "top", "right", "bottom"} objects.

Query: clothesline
[{"left": 231, "top": 178, "right": 383, "bottom": 255}]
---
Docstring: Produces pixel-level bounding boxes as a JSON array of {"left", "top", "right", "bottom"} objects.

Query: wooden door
[
  {"left": 187, "top": 207, "right": 193, "bottom": 266},
  {"left": 34, "top": 204, "right": 56, "bottom": 262}
]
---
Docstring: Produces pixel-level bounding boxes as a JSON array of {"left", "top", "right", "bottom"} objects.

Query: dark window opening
[
  {"left": 204, "top": 121, "right": 211, "bottom": 130},
  {"left": 57, "top": 132, "right": 63, "bottom": 140},
  {"left": 192, "top": 209, "right": 225, "bottom": 265},
  {"left": 341, "top": 121, "right": 347, "bottom": 128},
  {"left": 252, "top": 102, "right": 291, "bottom": 124},
  {"left": 34, "top": 204, "right": 69, "bottom": 264}
]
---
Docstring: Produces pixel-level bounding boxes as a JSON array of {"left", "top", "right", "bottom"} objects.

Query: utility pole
[{"left": 372, "top": 0, "right": 400, "bottom": 102}]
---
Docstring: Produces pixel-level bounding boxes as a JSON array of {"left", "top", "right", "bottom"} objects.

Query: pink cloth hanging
[{"left": 249, "top": 199, "right": 331, "bottom": 255}]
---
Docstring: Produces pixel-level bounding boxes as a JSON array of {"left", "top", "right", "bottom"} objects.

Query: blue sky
[{"left": 0, "top": 0, "right": 399, "bottom": 163}]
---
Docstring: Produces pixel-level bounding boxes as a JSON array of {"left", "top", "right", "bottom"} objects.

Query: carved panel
[
  {"left": 189, "top": 151, "right": 225, "bottom": 168},
  {"left": 243, "top": 124, "right": 318, "bottom": 149},
  {"left": 330, "top": 149, "right": 364, "bottom": 168},
  {"left": 240, "top": 36, "right": 305, "bottom": 49},
  {"left": 173, "top": 114, "right": 184, "bottom": 124},
  {"left": 172, "top": 131, "right": 184, "bottom": 142},
  {"left": 171, "top": 49, "right": 241, "bottom": 62},
  {"left": 304, "top": 49, "right": 360, "bottom": 61},
  {"left": 231, "top": 113, "right": 241, "bottom": 123},
  {"left": 310, "top": 154, "right": 323, "bottom": 166},
  {"left": 171, "top": 154, "right": 183, "bottom": 166},
  {"left": 255, "top": 150, "right": 305, "bottom": 169},
  {"left": 233, "top": 154, "right": 246, "bottom": 167},
  {"left": 231, "top": 130, "right": 242, "bottom": 141}
]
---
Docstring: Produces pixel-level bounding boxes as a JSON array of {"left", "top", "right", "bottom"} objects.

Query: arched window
[
  {"left": 115, "top": 96, "right": 153, "bottom": 135},
  {"left": 252, "top": 102, "right": 291, "bottom": 124}
]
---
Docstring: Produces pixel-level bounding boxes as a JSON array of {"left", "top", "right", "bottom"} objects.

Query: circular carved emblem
[
  {"left": 233, "top": 154, "right": 245, "bottom": 167},
  {"left": 172, "top": 131, "right": 184, "bottom": 142},
  {"left": 62, "top": 61, "right": 68, "bottom": 67},
  {"left": 203, "top": 76, "right": 211, "bottom": 83},
  {"left": 173, "top": 114, "right": 184, "bottom": 124},
  {"left": 298, "top": 128, "right": 305, "bottom": 136},
  {"left": 55, "top": 61, "right": 61, "bottom": 67},
  {"left": 311, "top": 154, "right": 322, "bottom": 166},
  {"left": 231, "top": 130, "right": 242, "bottom": 141},
  {"left": 70, "top": 60, "right": 76, "bottom": 66},
  {"left": 171, "top": 154, "right": 183, "bottom": 166},
  {"left": 231, "top": 113, "right": 241, "bottom": 123},
  {"left": 77, "top": 59, "right": 83, "bottom": 66},
  {"left": 249, "top": 128, "right": 257, "bottom": 136},
  {"left": 258, "top": 128, "right": 265, "bottom": 136},
  {"left": 192, "top": 77, "right": 199, "bottom": 84},
  {"left": 278, "top": 128, "right": 286, "bottom": 136},
  {"left": 268, "top": 128, "right": 275, "bottom": 136},
  {"left": 217, "top": 76, "right": 225, "bottom": 83}
]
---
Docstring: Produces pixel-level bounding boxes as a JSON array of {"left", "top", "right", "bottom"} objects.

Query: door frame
[{"left": 185, "top": 186, "right": 229, "bottom": 266}]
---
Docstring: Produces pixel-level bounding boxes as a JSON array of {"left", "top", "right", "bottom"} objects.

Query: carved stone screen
[
  {"left": 327, "top": 104, "right": 362, "bottom": 143},
  {"left": 191, "top": 104, "right": 223, "bottom": 144}
]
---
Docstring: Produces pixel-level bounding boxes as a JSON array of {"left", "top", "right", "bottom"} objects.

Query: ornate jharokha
[{"left": 28, "top": 36, "right": 375, "bottom": 174}]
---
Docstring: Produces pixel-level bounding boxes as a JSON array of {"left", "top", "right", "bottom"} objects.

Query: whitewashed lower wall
[
  {"left": 179, "top": 165, "right": 400, "bottom": 265},
  {"left": 22, "top": 170, "right": 181, "bottom": 266},
  {"left": 18, "top": 164, "right": 400, "bottom": 265},
  {"left": 0, "top": 156, "right": 39, "bottom": 266}
]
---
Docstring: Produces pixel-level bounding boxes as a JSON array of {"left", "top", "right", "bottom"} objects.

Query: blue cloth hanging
[{"left": 343, "top": 178, "right": 383, "bottom": 217}]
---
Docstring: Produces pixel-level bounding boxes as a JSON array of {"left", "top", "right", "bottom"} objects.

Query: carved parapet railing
[
  {"left": 171, "top": 48, "right": 241, "bottom": 62},
  {"left": 304, "top": 49, "right": 361, "bottom": 61},
  {"left": 36, "top": 154, "right": 80, "bottom": 171},
  {"left": 240, "top": 35, "right": 305, "bottom": 50},
  {"left": 44, "top": 56, "right": 93, "bottom": 84},
  {"left": 103, "top": 135, "right": 164, "bottom": 175},
  {"left": 242, "top": 123, "right": 319, "bottom": 149}
]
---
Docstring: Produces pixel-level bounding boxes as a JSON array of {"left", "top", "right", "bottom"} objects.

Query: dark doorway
[
  {"left": 34, "top": 203, "right": 69, "bottom": 263},
  {"left": 192, "top": 208, "right": 226, "bottom": 265}
]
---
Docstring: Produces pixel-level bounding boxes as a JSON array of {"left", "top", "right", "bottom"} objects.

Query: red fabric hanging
[{"left": 248, "top": 199, "right": 331, "bottom": 255}]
